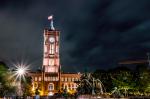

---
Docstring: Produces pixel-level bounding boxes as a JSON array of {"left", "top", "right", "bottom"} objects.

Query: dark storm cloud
[{"left": 0, "top": 0, "right": 150, "bottom": 72}]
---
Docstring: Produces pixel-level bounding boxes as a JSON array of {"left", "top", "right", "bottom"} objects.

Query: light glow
[
  {"left": 48, "top": 92, "right": 54, "bottom": 96},
  {"left": 12, "top": 62, "right": 30, "bottom": 81},
  {"left": 17, "top": 67, "right": 25, "bottom": 75}
]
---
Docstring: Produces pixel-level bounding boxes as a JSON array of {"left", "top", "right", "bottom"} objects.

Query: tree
[
  {"left": 133, "top": 64, "right": 150, "bottom": 95},
  {"left": 111, "top": 72, "right": 134, "bottom": 97},
  {"left": 110, "top": 67, "right": 134, "bottom": 97},
  {"left": 22, "top": 76, "right": 33, "bottom": 96},
  {"left": 0, "top": 61, "right": 17, "bottom": 97}
]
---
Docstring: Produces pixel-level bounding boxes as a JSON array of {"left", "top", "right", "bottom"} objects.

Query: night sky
[{"left": 0, "top": 0, "right": 150, "bottom": 72}]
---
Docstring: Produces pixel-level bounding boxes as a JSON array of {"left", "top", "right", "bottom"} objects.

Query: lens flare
[{"left": 12, "top": 62, "right": 30, "bottom": 81}]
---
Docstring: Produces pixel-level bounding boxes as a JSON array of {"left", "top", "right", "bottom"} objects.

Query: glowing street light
[
  {"left": 17, "top": 67, "right": 25, "bottom": 75},
  {"left": 13, "top": 62, "right": 29, "bottom": 81},
  {"left": 12, "top": 62, "right": 30, "bottom": 96}
]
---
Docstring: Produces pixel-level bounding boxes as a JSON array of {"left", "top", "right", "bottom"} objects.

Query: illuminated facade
[
  {"left": 29, "top": 18, "right": 81, "bottom": 96},
  {"left": 43, "top": 29, "right": 60, "bottom": 73}
]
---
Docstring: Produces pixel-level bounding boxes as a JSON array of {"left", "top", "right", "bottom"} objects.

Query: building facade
[{"left": 29, "top": 18, "right": 81, "bottom": 96}]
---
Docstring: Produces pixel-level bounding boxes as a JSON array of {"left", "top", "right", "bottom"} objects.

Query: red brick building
[{"left": 29, "top": 19, "right": 81, "bottom": 96}]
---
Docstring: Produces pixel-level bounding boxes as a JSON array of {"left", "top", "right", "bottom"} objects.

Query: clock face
[{"left": 49, "top": 37, "right": 55, "bottom": 43}]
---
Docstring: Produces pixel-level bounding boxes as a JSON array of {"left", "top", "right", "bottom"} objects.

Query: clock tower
[
  {"left": 42, "top": 16, "right": 60, "bottom": 95},
  {"left": 30, "top": 16, "right": 81, "bottom": 96},
  {"left": 43, "top": 15, "right": 60, "bottom": 73},
  {"left": 43, "top": 29, "right": 60, "bottom": 73}
]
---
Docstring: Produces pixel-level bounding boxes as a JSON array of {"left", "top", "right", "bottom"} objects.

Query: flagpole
[{"left": 48, "top": 15, "right": 55, "bottom": 30}]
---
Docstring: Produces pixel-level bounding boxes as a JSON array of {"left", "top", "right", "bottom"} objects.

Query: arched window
[
  {"left": 64, "top": 83, "right": 68, "bottom": 90},
  {"left": 48, "top": 83, "right": 54, "bottom": 90}
]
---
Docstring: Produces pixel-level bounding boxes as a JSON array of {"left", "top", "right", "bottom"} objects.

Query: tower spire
[{"left": 48, "top": 15, "right": 55, "bottom": 30}]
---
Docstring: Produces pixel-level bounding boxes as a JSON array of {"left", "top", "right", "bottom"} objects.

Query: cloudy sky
[{"left": 0, "top": 0, "right": 150, "bottom": 72}]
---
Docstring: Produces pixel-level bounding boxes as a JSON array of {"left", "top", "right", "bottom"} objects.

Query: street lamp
[
  {"left": 13, "top": 63, "right": 29, "bottom": 97},
  {"left": 14, "top": 64, "right": 29, "bottom": 81}
]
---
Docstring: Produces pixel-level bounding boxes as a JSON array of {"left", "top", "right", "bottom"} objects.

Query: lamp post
[
  {"left": 14, "top": 63, "right": 29, "bottom": 98},
  {"left": 17, "top": 67, "right": 26, "bottom": 97}
]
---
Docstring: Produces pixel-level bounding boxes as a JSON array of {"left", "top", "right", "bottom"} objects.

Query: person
[
  {"left": 35, "top": 95, "right": 40, "bottom": 99},
  {"left": 3, "top": 96, "right": 6, "bottom": 99},
  {"left": 35, "top": 88, "right": 40, "bottom": 99}
]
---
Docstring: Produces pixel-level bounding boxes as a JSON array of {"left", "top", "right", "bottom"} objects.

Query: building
[{"left": 29, "top": 17, "right": 81, "bottom": 96}]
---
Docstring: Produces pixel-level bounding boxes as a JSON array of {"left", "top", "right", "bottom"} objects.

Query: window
[
  {"left": 45, "top": 77, "right": 47, "bottom": 81},
  {"left": 48, "top": 83, "right": 54, "bottom": 90},
  {"left": 56, "top": 77, "right": 58, "bottom": 81},
  {"left": 50, "top": 44, "right": 54, "bottom": 54},
  {"left": 72, "top": 78, "right": 74, "bottom": 82},
  {"left": 49, "top": 59, "right": 54, "bottom": 66},
  {"left": 39, "top": 77, "right": 41, "bottom": 81},
  {"left": 64, "top": 84, "right": 68, "bottom": 90},
  {"left": 71, "top": 84, "right": 74, "bottom": 90},
  {"left": 75, "top": 78, "right": 78, "bottom": 81},
  {"left": 52, "top": 77, "right": 55, "bottom": 81},
  {"left": 35, "top": 77, "right": 37, "bottom": 81},
  {"left": 50, "top": 77, "right": 52, "bottom": 81},
  {"left": 68, "top": 84, "right": 71, "bottom": 90},
  {"left": 48, "top": 77, "right": 50, "bottom": 81},
  {"left": 72, "top": 84, "right": 77, "bottom": 90},
  {"left": 65, "top": 77, "right": 67, "bottom": 82}
]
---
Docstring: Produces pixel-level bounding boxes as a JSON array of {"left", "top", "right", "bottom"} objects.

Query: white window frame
[{"left": 48, "top": 83, "right": 54, "bottom": 91}]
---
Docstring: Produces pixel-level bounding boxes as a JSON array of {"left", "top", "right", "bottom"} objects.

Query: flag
[{"left": 48, "top": 15, "right": 53, "bottom": 20}]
